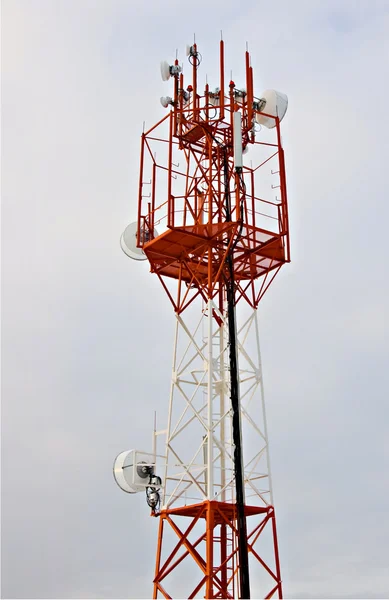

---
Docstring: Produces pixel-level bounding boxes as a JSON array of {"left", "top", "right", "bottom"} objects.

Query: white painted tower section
[{"left": 154, "top": 303, "right": 274, "bottom": 511}]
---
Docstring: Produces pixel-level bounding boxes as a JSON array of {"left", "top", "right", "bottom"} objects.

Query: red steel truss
[
  {"left": 153, "top": 501, "right": 282, "bottom": 599},
  {"left": 137, "top": 41, "right": 290, "bottom": 314}
]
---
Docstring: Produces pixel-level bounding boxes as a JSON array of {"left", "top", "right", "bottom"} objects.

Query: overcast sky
[{"left": 2, "top": 0, "right": 389, "bottom": 598}]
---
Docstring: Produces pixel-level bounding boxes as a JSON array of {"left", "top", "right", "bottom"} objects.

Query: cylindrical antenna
[
  {"left": 192, "top": 43, "right": 198, "bottom": 121},
  {"left": 246, "top": 51, "right": 253, "bottom": 132},
  {"left": 173, "top": 58, "right": 179, "bottom": 135},
  {"left": 220, "top": 39, "right": 225, "bottom": 120},
  {"left": 179, "top": 71, "right": 184, "bottom": 139},
  {"left": 205, "top": 82, "right": 209, "bottom": 122},
  {"left": 249, "top": 64, "right": 254, "bottom": 141}
]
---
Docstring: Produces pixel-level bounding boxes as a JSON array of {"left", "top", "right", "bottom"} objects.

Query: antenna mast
[{"left": 115, "top": 37, "right": 290, "bottom": 599}]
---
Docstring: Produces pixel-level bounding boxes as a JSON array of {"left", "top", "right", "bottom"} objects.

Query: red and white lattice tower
[{"left": 114, "top": 38, "right": 290, "bottom": 599}]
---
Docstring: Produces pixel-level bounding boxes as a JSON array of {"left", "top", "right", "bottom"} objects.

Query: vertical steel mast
[{"left": 116, "top": 38, "right": 290, "bottom": 599}]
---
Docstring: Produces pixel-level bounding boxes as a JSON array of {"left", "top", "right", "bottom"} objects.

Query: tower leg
[
  {"left": 206, "top": 502, "right": 214, "bottom": 599},
  {"left": 271, "top": 510, "right": 283, "bottom": 599},
  {"left": 153, "top": 516, "right": 165, "bottom": 600}
]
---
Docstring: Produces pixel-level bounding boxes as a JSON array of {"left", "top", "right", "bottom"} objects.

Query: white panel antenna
[{"left": 233, "top": 111, "right": 243, "bottom": 170}]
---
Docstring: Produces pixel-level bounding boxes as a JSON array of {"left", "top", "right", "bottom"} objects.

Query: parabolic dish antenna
[
  {"left": 120, "top": 221, "right": 147, "bottom": 261},
  {"left": 113, "top": 450, "right": 138, "bottom": 493},
  {"left": 160, "top": 60, "right": 171, "bottom": 82},
  {"left": 160, "top": 96, "right": 173, "bottom": 108},
  {"left": 255, "top": 89, "right": 288, "bottom": 129}
]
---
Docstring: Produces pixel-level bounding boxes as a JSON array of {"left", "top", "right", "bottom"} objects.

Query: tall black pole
[{"left": 223, "top": 150, "right": 251, "bottom": 599}]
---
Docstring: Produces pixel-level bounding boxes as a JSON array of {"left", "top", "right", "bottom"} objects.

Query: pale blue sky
[{"left": 2, "top": 0, "right": 389, "bottom": 598}]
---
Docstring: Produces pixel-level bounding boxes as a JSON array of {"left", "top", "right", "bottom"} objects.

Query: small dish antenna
[
  {"left": 186, "top": 44, "right": 199, "bottom": 59},
  {"left": 160, "top": 60, "right": 171, "bottom": 81},
  {"left": 160, "top": 96, "right": 173, "bottom": 108},
  {"left": 209, "top": 87, "right": 220, "bottom": 107},
  {"left": 255, "top": 89, "right": 288, "bottom": 129},
  {"left": 160, "top": 60, "right": 181, "bottom": 81},
  {"left": 113, "top": 449, "right": 161, "bottom": 499},
  {"left": 120, "top": 221, "right": 148, "bottom": 261},
  {"left": 181, "top": 90, "right": 190, "bottom": 104},
  {"left": 113, "top": 450, "right": 138, "bottom": 493}
]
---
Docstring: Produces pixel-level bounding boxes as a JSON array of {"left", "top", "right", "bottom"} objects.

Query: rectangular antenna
[{"left": 233, "top": 111, "right": 243, "bottom": 170}]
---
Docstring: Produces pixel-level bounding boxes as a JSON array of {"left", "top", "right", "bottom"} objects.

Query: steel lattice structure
[
  {"left": 152, "top": 303, "right": 283, "bottom": 598},
  {"left": 116, "top": 38, "right": 290, "bottom": 599}
]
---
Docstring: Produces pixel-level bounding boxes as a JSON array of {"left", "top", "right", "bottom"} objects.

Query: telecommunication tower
[{"left": 114, "top": 38, "right": 290, "bottom": 599}]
